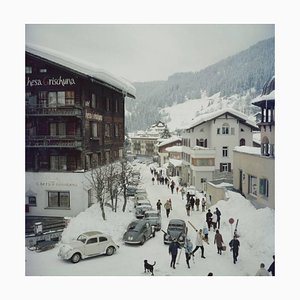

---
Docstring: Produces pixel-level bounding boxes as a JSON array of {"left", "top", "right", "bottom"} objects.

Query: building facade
[
  {"left": 180, "top": 108, "right": 259, "bottom": 192},
  {"left": 233, "top": 77, "right": 275, "bottom": 209},
  {"left": 25, "top": 45, "right": 135, "bottom": 217}
]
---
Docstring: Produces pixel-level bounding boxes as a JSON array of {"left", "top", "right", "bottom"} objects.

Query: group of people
[
  {"left": 185, "top": 193, "right": 207, "bottom": 216},
  {"left": 206, "top": 208, "right": 221, "bottom": 231}
]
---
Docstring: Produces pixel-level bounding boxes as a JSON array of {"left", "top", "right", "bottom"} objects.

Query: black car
[
  {"left": 163, "top": 219, "right": 187, "bottom": 245},
  {"left": 123, "top": 219, "right": 156, "bottom": 245}
]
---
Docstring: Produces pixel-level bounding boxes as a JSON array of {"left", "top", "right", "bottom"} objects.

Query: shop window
[
  {"left": 259, "top": 178, "right": 269, "bottom": 197},
  {"left": 48, "top": 191, "right": 70, "bottom": 208}
]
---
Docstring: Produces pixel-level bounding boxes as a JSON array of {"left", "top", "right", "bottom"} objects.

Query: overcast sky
[{"left": 26, "top": 24, "right": 274, "bottom": 82}]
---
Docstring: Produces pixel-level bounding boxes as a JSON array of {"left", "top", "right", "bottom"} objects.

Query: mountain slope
[{"left": 126, "top": 37, "right": 274, "bottom": 131}]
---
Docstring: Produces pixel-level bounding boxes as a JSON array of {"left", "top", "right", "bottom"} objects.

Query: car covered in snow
[
  {"left": 163, "top": 219, "right": 187, "bottom": 245},
  {"left": 135, "top": 199, "right": 151, "bottom": 207},
  {"left": 144, "top": 210, "right": 161, "bottom": 231},
  {"left": 126, "top": 185, "right": 137, "bottom": 197},
  {"left": 123, "top": 219, "right": 156, "bottom": 245},
  {"left": 135, "top": 204, "right": 152, "bottom": 219},
  {"left": 58, "top": 231, "right": 119, "bottom": 263}
]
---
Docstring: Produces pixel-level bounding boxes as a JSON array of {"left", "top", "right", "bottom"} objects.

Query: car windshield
[
  {"left": 168, "top": 224, "right": 184, "bottom": 231},
  {"left": 77, "top": 234, "right": 87, "bottom": 243},
  {"left": 145, "top": 213, "right": 158, "bottom": 218},
  {"left": 127, "top": 222, "right": 139, "bottom": 231}
]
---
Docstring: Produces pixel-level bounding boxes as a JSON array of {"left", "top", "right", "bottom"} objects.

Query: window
[
  {"left": 91, "top": 93, "right": 96, "bottom": 108},
  {"left": 248, "top": 175, "right": 257, "bottom": 196},
  {"left": 115, "top": 98, "right": 119, "bottom": 112},
  {"left": 88, "top": 189, "right": 93, "bottom": 207},
  {"left": 86, "top": 238, "right": 98, "bottom": 244},
  {"left": 222, "top": 146, "right": 228, "bottom": 157},
  {"left": 90, "top": 122, "right": 98, "bottom": 138},
  {"left": 38, "top": 91, "right": 47, "bottom": 107},
  {"left": 48, "top": 91, "right": 65, "bottom": 106},
  {"left": 50, "top": 123, "right": 66, "bottom": 136},
  {"left": 259, "top": 178, "right": 269, "bottom": 197},
  {"left": 222, "top": 123, "right": 229, "bottom": 135},
  {"left": 217, "top": 128, "right": 220, "bottom": 134},
  {"left": 196, "top": 138, "right": 205, "bottom": 147},
  {"left": 105, "top": 151, "right": 110, "bottom": 163},
  {"left": 106, "top": 97, "right": 110, "bottom": 111},
  {"left": 50, "top": 155, "right": 67, "bottom": 171},
  {"left": 65, "top": 91, "right": 75, "bottom": 106},
  {"left": 220, "top": 163, "right": 231, "bottom": 172},
  {"left": 28, "top": 196, "right": 37, "bottom": 206},
  {"left": 26, "top": 66, "right": 32, "bottom": 74},
  {"left": 39, "top": 68, "right": 47, "bottom": 73},
  {"left": 105, "top": 124, "right": 110, "bottom": 137},
  {"left": 48, "top": 191, "right": 70, "bottom": 208},
  {"left": 240, "top": 138, "right": 245, "bottom": 146},
  {"left": 99, "top": 236, "right": 108, "bottom": 242}
]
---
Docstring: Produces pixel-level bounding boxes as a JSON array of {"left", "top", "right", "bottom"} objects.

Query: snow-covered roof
[
  {"left": 165, "top": 146, "right": 182, "bottom": 152},
  {"left": 168, "top": 158, "right": 183, "bottom": 167},
  {"left": 26, "top": 44, "right": 136, "bottom": 98},
  {"left": 158, "top": 136, "right": 182, "bottom": 148},
  {"left": 252, "top": 76, "right": 275, "bottom": 104},
  {"left": 234, "top": 146, "right": 261, "bottom": 155},
  {"left": 184, "top": 107, "right": 258, "bottom": 130}
]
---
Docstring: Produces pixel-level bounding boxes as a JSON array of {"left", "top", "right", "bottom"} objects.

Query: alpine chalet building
[{"left": 25, "top": 45, "right": 136, "bottom": 217}]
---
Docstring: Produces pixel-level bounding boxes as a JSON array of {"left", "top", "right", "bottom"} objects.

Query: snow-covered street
[{"left": 25, "top": 161, "right": 274, "bottom": 277}]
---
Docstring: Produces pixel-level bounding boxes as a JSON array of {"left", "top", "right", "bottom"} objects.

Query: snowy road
[{"left": 25, "top": 162, "right": 274, "bottom": 276}]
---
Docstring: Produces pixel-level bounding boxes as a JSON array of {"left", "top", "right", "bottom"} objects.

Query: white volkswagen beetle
[{"left": 58, "top": 231, "right": 119, "bottom": 263}]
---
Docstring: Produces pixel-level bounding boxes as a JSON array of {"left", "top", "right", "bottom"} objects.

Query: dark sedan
[
  {"left": 163, "top": 219, "right": 187, "bottom": 245},
  {"left": 123, "top": 219, "right": 156, "bottom": 245}
]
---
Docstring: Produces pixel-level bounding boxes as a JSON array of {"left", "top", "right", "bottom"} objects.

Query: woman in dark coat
[
  {"left": 214, "top": 229, "right": 224, "bottom": 255},
  {"left": 169, "top": 239, "right": 181, "bottom": 269}
]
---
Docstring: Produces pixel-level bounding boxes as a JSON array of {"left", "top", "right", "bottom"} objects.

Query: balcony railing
[
  {"left": 26, "top": 135, "right": 83, "bottom": 148},
  {"left": 26, "top": 105, "right": 83, "bottom": 116}
]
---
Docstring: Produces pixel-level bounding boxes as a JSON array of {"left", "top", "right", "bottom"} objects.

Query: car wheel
[
  {"left": 106, "top": 246, "right": 115, "bottom": 256},
  {"left": 71, "top": 253, "right": 81, "bottom": 263},
  {"left": 140, "top": 236, "right": 146, "bottom": 245}
]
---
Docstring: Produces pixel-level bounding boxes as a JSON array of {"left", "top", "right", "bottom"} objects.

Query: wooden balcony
[
  {"left": 26, "top": 135, "right": 83, "bottom": 149},
  {"left": 26, "top": 105, "right": 83, "bottom": 117}
]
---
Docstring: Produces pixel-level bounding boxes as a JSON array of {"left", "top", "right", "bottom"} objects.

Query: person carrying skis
[
  {"left": 191, "top": 229, "right": 206, "bottom": 258},
  {"left": 206, "top": 209, "right": 213, "bottom": 231},
  {"left": 169, "top": 238, "right": 181, "bottom": 269},
  {"left": 184, "top": 237, "right": 193, "bottom": 268},
  {"left": 214, "top": 229, "right": 224, "bottom": 255},
  {"left": 229, "top": 235, "right": 240, "bottom": 264}
]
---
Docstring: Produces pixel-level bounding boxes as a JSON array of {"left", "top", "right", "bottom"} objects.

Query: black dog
[{"left": 144, "top": 260, "right": 156, "bottom": 276}]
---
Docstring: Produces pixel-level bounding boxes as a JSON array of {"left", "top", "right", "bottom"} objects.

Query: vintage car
[
  {"left": 144, "top": 210, "right": 161, "bottom": 231},
  {"left": 58, "top": 231, "right": 119, "bottom": 263},
  {"left": 123, "top": 219, "right": 156, "bottom": 245},
  {"left": 135, "top": 204, "right": 152, "bottom": 219},
  {"left": 126, "top": 185, "right": 137, "bottom": 197},
  {"left": 163, "top": 219, "right": 187, "bottom": 245},
  {"left": 135, "top": 199, "right": 151, "bottom": 207}
]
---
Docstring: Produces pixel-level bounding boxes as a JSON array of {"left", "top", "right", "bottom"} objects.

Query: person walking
[
  {"left": 185, "top": 201, "right": 191, "bottom": 216},
  {"left": 184, "top": 237, "right": 193, "bottom": 268},
  {"left": 191, "top": 229, "right": 206, "bottom": 258},
  {"left": 195, "top": 197, "right": 200, "bottom": 211},
  {"left": 256, "top": 263, "right": 270, "bottom": 276},
  {"left": 214, "top": 229, "right": 224, "bottom": 255},
  {"left": 203, "top": 226, "right": 209, "bottom": 244},
  {"left": 164, "top": 199, "right": 172, "bottom": 218},
  {"left": 216, "top": 207, "right": 221, "bottom": 229},
  {"left": 176, "top": 186, "right": 179, "bottom": 194},
  {"left": 268, "top": 255, "right": 275, "bottom": 276},
  {"left": 156, "top": 200, "right": 162, "bottom": 213},
  {"left": 201, "top": 198, "right": 206, "bottom": 212},
  {"left": 229, "top": 235, "right": 240, "bottom": 264},
  {"left": 152, "top": 177, "right": 155, "bottom": 185},
  {"left": 206, "top": 209, "right": 213, "bottom": 231},
  {"left": 180, "top": 187, "right": 185, "bottom": 200},
  {"left": 211, "top": 212, "right": 218, "bottom": 231},
  {"left": 169, "top": 239, "right": 181, "bottom": 269},
  {"left": 170, "top": 181, "right": 175, "bottom": 194},
  {"left": 190, "top": 196, "right": 195, "bottom": 211}
]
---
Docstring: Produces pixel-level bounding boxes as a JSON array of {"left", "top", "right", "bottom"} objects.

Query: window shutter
[{"left": 228, "top": 163, "right": 231, "bottom": 172}]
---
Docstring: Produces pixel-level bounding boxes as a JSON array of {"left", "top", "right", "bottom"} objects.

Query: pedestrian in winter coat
[
  {"left": 185, "top": 201, "right": 191, "bottom": 216},
  {"left": 186, "top": 192, "right": 190, "bottom": 202},
  {"left": 201, "top": 198, "right": 206, "bottom": 212},
  {"left": 206, "top": 209, "right": 213, "bottom": 231},
  {"left": 181, "top": 187, "right": 185, "bottom": 200},
  {"left": 268, "top": 255, "right": 275, "bottom": 276},
  {"left": 164, "top": 199, "right": 172, "bottom": 218},
  {"left": 214, "top": 230, "right": 224, "bottom": 255},
  {"left": 195, "top": 198, "right": 200, "bottom": 211},
  {"left": 170, "top": 182, "right": 175, "bottom": 194},
  {"left": 215, "top": 207, "right": 221, "bottom": 229},
  {"left": 211, "top": 212, "right": 218, "bottom": 231},
  {"left": 184, "top": 237, "right": 193, "bottom": 268},
  {"left": 203, "top": 226, "right": 209, "bottom": 243},
  {"left": 191, "top": 229, "right": 206, "bottom": 258},
  {"left": 256, "top": 263, "right": 270, "bottom": 276},
  {"left": 165, "top": 177, "right": 168, "bottom": 185},
  {"left": 169, "top": 239, "right": 181, "bottom": 269},
  {"left": 156, "top": 200, "right": 162, "bottom": 213},
  {"left": 229, "top": 236, "right": 240, "bottom": 264},
  {"left": 190, "top": 196, "right": 195, "bottom": 211},
  {"left": 152, "top": 177, "right": 155, "bottom": 185},
  {"left": 176, "top": 186, "right": 179, "bottom": 194}
]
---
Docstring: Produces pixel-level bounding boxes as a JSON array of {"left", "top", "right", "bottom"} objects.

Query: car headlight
[
  {"left": 179, "top": 236, "right": 184, "bottom": 241},
  {"left": 164, "top": 234, "right": 170, "bottom": 240}
]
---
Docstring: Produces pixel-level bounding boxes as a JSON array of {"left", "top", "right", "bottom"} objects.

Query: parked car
[
  {"left": 123, "top": 219, "right": 155, "bottom": 245},
  {"left": 135, "top": 199, "right": 151, "bottom": 207},
  {"left": 144, "top": 210, "right": 161, "bottom": 231},
  {"left": 134, "top": 194, "right": 148, "bottom": 202},
  {"left": 135, "top": 204, "right": 152, "bottom": 219},
  {"left": 135, "top": 188, "right": 147, "bottom": 195},
  {"left": 126, "top": 185, "right": 137, "bottom": 197},
  {"left": 58, "top": 231, "right": 119, "bottom": 263},
  {"left": 163, "top": 219, "right": 187, "bottom": 245},
  {"left": 186, "top": 186, "right": 196, "bottom": 197}
]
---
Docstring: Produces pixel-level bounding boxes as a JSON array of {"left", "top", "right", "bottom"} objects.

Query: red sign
[{"left": 229, "top": 218, "right": 234, "bottom": 224}]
